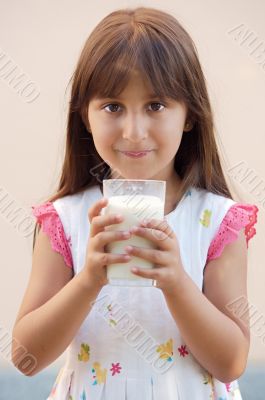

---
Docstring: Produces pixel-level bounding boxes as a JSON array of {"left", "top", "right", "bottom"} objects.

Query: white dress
[{"left": 32, "top": 185, "right": 259, "bottom": 399}]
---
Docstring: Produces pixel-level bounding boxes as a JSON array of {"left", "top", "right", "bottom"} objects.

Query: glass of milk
[{"left": 102, "top": 179, "right": 166, "bottom": 287}]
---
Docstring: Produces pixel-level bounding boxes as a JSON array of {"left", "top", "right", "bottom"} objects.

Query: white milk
[{"left": 103, "top": 194, "right": 164, "bottom": 282}]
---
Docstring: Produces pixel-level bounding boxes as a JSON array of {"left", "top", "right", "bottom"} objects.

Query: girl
[{"left": 12, "top": 6, "right": 259, "bottom": 400}]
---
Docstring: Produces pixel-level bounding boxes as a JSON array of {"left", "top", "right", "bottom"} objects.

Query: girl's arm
[
  {"left": 12, "top": 228, "right": 101, "bottom": 377},
  {"left": 163, "top": 229, "right": 250, "bottom": 383}
]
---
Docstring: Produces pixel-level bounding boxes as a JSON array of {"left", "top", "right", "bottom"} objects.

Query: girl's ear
[{"left": 184, "top": 121, "right": 193, "bottom": 132}]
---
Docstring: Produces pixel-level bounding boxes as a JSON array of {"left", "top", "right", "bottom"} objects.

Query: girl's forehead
[
  {"left": 90, "top": 91, "right": 172, "bottom": 103},
  {"left": 88, "top": 65, "right": 185, "bottom": 105},
  {"left": 94, "top": 70, "right": 152, "bottom": 95},
  {"left": 91, "top": 77, "right": 164, "bottom": 101},
  {"left": 92, "top": 86, "right": 158, "bottom": 101}
]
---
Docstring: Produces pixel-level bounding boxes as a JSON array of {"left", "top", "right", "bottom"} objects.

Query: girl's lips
[{"left": 120, "top": 150, "right": 152, "bottom": 158}]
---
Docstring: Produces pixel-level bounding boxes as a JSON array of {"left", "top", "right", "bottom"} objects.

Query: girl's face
[{"left": 87, "top": 69, "right": 188, "bottom": 182}]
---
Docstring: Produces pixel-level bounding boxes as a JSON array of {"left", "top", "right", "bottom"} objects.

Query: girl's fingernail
[
  {"left": 125, "top": 246, "right": 133, "bottom": 252},
  {"left": 131, "top": 267, "right": 138, "bottom": 272}
]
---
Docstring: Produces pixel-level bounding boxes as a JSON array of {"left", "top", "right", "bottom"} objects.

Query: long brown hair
[{"left": 33, "top": 6, "right": 238, "bottom": 248}]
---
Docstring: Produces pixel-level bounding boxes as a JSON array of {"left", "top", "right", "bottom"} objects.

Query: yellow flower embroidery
[
  {"left": 200, "top": 209, "right": 212, "bottom": 227},
  {"left": 203, "top": 371, "right": 215, "bottom": 398},
  {"left": 107, "top": 303, "right": 117, "bottom": 327},
  {"left": 156, "top": 338, "right": 173, "bottom": 361},
  {"left": 77, "top": 343, "right": 90, "bottom": 362},
  {"left": 92, "top": 362, "right": 107, "bottom": 385},
  {"left": 203, "top": 371, "right": 214, "bottom": 385}
]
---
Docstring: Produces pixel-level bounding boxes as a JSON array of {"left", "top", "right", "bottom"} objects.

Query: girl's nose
[{"left": 122, "top": 119, "right": 148, "bottom": 142}]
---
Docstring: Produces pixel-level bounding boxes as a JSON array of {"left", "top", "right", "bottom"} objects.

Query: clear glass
[{"left": 102, "top": 179, "right": 166, "bottom": 287}]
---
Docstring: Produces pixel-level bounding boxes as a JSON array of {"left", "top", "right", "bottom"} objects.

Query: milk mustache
[{"left": 103, "top": 194, "right": 164, "bottom": 283}]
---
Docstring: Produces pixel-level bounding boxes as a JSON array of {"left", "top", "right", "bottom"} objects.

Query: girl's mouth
[{"left": 119, "top": 150, "right": 152, "bottom": 158}]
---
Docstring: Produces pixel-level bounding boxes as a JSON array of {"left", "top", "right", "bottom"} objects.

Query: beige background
[{"left": 0, "top": 0, "right": 264, "bottom": 371}]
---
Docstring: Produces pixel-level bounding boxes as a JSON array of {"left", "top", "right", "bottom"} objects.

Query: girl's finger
[
  {"left": 125, "top": 245, "right": 167, "bottom": 265},
  {"left": 139, "top": 218, "right": 175, "bottom": 240},
  {"left": 129, "top": 226, "right": 171, "bottom": 250},
  {"left": 130, "top": 265, "right": 162, "bottom": 281},
  {"left": 93, "top": 229, "right": 132, "bottom": 249},
  {"left": 88, "top": 198, "right": 108, "bottom": 224},
  {"left": 88, "top": 194, "right": 125, "bottom": 237},
  {"left": 97, "top": 251, "right": 132, "bottom": 267},
  {"left": 91, "top": 213, "right": 123, "bottom": 237}
]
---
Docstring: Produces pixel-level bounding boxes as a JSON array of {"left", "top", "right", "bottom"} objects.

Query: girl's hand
[
  {"left": 125, "top": 218, "right": 185, "bottom": 293},
  {"left": 83, "top": 198, "right": 132, "bottom": 289}
]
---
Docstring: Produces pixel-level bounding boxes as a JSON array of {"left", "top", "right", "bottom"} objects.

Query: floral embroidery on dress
[
  {"left": 110, "top": 362, "right": 122, "bottom": 376},
  {"left": 203, "top": 371, "right": 215, "bottom": 399},
  {"left": 200, "top": 209, "right": 212, "bottom": 227},
  {"left": 225, "top": 381, "right": 241, "bottom": 398},
  {"left": 156, "top": 338, "right": 173, "bottom": 361},
  {"left": 106, "top": 303, "right": 117, "bottom": 327},
  {"left": 178, "top": 344, "right": 189, "bottom": 357},
  {"left": 225, "top": 382, "right": 231, "bottom": 392},
  {"left": 79, "top": 389, "right": 86, "bottom": 400},
  {"left": 77, "top": 343, "right": 90, "bottom": 362},
  {"left": 92, "top": 362, "right": 107, "bottom": 385}
]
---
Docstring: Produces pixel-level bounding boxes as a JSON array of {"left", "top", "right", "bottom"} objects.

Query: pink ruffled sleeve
[
  {"left": 206, "top": 203, "right": 259, "bottom": 262},
  {"left": 31, "top": 201, "right": 73, "bottom": 269}
]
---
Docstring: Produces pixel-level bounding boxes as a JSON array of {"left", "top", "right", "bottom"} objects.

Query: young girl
[{"left": 12, "top": 6, "right": 259, "bottom": 400}]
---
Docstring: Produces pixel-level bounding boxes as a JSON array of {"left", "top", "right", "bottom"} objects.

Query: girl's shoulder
[
  {"left": 189, "top": 186, "right": 237, "bottom": 227},
  {"left": 191, "top": 187, "right": 259, "bottom": 257},
  {"left": 53, "top": 185, "right": 100, "bottom": 209},
  {"left": 32, "top": 185, "right": 101, "bottom": 229},
  {"left": 46, "top": 185, "right": 101, "bottom": 225},
  {"left": 190, "top": 185, "right": 258, "bottom": 236},
  {"left": 31, "top": 185, "right": 102, "bottom": 269},
  {"left": 191, "top": 186, "right": 258, "bottom": 229},
  {"left": 191, "top": 186, "right": 235, "bottom": 208},
  {"left": 52, "top": 184, "right": 101, "bottom": 232}
]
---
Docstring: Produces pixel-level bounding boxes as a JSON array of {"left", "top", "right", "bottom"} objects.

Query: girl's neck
[{"left": 164, "top": 174, "right": 183, "bottom": 215}]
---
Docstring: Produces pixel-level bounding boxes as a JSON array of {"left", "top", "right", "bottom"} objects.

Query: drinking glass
[{"left": 102, "top": 179, "right": 166, "bottom": 287}]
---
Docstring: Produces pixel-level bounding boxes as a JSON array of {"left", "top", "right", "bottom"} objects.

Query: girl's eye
[
  {"left": 149, "top": 102, "right": 165, "bottom": 112},
  {"left": 103, "top": 102, "right": 165, "bottom": 113},
  {"left": 104, "top": 104, "right": 121, "bottom": 113}
]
